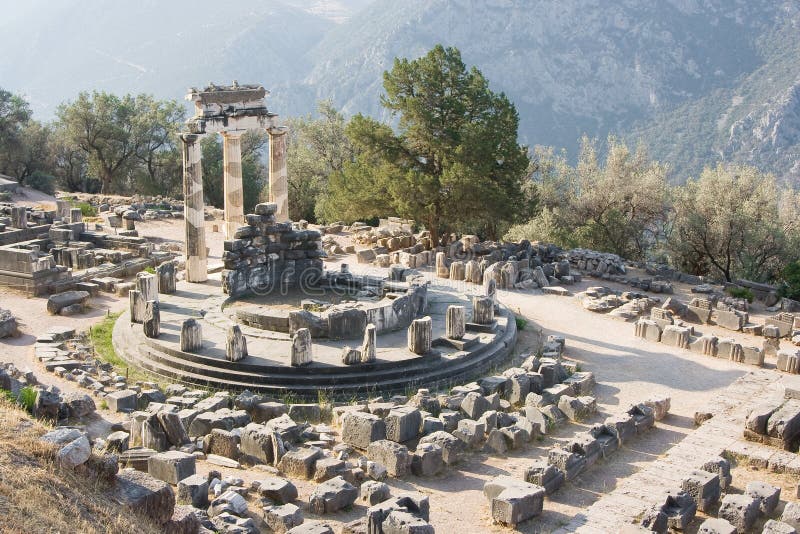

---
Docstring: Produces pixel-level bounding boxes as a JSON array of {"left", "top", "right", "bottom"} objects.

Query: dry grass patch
[{"left": 0, "top": 399, "right": 160, "bottom": 534}]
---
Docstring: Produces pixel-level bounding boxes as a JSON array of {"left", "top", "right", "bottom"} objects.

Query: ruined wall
[{"left": 221, "top": 203, "right": 324, "bottom": 297}]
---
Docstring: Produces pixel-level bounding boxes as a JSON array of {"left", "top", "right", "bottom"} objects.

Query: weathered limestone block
[
  {"left": 745, "top": 481, "right": 781, "bottom": 515},
  {"left": 131, "top": 411, "right": 169, "bottom": 451},
  {"left": 449, "top": 261, "right": 465, "bottom": 281},
  {"left": 634, "top": 319, "right": 662, "bottom": 342},
  {"left": 411, "top": 443, "right": 443, "bottom": 476},
  {"left": 206, "top": 428, "right": 240, "bottom": 460},
  {"left": 461, "top": 392, "right": 490, "bottom": 420},
  {"left": 718, "top": 494, "right": 760, "bottom": 533},
  {"left": 129, "top": 289, "right": 144, "bottom": 324},
  {"left": 418, "top": 431, "right": 465, "bottom": 466},
  {"left": 106, "top": 389, "right": 138, "bottom": 413},
  {"left": 385, "top": 406, "right": 421, "bottom": 443},
  {"left": 359, "top": 480, "right": 390, "bottom": 506},
  {"left": 778, "top": 349, "right": 800, "bottom": 374},
  {"left": 465, "top": 260, "right": 482, "bottom": 284},
  {"left": 382, "top": 510, "right": 434, "bottom": 534},
  {"left": 682, "top": 469, "right": 721, "bottom": 512},
  {"left": 762, "top": 520, "right": 797, "bottom": 534},
  {"left": 435, "top": 252, "right": 448, "bottom": 278},
  {"left": 661, "top": 325, "right": 690, "bottom": 349},
  {"left": 701, "top": 456, "right": 733, "bottom": 490},
  {"left": 407, "top": 316, "right": 432, "bottom": 355},
  {"left": 47, "top": 290, "right": 89, "bottom": 315},
  {"left": 278, "top": 447, "right": 323, "bottom": 480},
  {"left": 454, "top": 419, "right": 485, "bottom": 449},
  {"left": 156, "top": 262, "right": 176, "bottom": 294},
  {"left": 156, "top": 411, "right": 189, "bottom": 447},
  {"left": 180, "top": 319, "right": 202, "bottom": 352},
  {"left": 523, "top": 460, "right": 565, "bottom": 495},
  {"left": 143, "top": 300, "right": 160, "bottom": 338},
  {"left": 483, "top": 475, "right": 545, "bottom": 527},
  {"left": 177, "top": 473, "right": 209, "bottom": 508},
  {"left": 690, "top": 335, "right": 718, "bottom": 357},
  {"left": 365, "top": 493, "right": 430, "bottom": 533},
  {"left": 257, "top": 477, "right": 298, "bottom": 504},
  {"left": 148, "top": 451, "right": 196, "bottom": 485},
  {"left": 309, "top": 476, "right": 358, "bottom": 514},
  {"left": 644, "top": 396, "right": 671, "bottom": 421},
  {"left": 472, "top": 296, "right": 494, "bottom": 325},
  {"left": 263, "top": 503, "right": 303, "bottom": 533},
  {"left": 291, "top": 328, "right": 313, "bottom": 366},
  {"left": 500, "top": 262, "right": 518, "bottom": 289},
  {"left": 766, "top": 399, "right": 800, "bottom": 450},
  {"left": 112, "top": 468, "right": 175, "bottom": 525},
  {"left": 341, "top": 412, "right": 386, "bottom": 450},
  {"left": 366, "top": 440, "right": 411, "bottom": 477},
  {"left": 313, "top": 457, "right": 345, "bottom": 482},
  {"left": 226, "top": 324, "right": 247, "bottom": 362},
  {"left": 445, "top": 305, "right": 466, "bottom": 340},
  {"left": 718, "top": 338, "right": 744, "bottom": 363},
  {"left": 698, "top": 518, "right": 738, "bottom": 534},
  {"left": 627, "top": 403, "right": 655, "bottom": 433},
  {"left": 714, "top": 309, "right": 744, "bottom": 331},
  {"left": 361, "top": 323, "right": 377, "bottom": 363},
  {"left": 558, "top": 395, "right": 597, "bottom": 422},
  {"left": 741, "top": 345, "right": 764, "bottom": 366}
]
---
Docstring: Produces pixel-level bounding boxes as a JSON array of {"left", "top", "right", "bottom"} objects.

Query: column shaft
[
  {"left": 181, "top": 134, "right": 208, "bottom": 282},
  {"left": 222, "top": 133, "right": 245, "bottom": 239},
  {"left": 269, "top": 129, "right": 289, "bottom": 222}
]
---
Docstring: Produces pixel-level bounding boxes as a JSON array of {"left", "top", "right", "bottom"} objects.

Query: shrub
[
  {"left": 726, "top": 286, "right": 754, "bottom": 302},
  {"left": 515, "top": 315, "right": 528, "bottom": 330},
  {"left": 143, "top": 266, "right": 156, "bottom": 275},
  {"left": 778, "top": 260, "right": 800, "bottom": 301},
  {"left": 26, "top": 171, "right": 56, "bottom": 196},
  {"left": 71, "top": 201, "right": 98, "bottom": 217}
]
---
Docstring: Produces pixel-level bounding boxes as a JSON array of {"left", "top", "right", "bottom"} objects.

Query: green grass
[
  {"left": 515, "top": 315, "right": 527, "bottom": 331},
  {"left": 71, "top": 201, "right": 98, "bottom": 218},
  {"left": 726, "top": 286, "right": 754, "bottom": 303},
  {"left": 143, "top": 266, "right": 156, "bottom": 275},
  {"left": 88, "top": 312, "right": 154, "bottom": 384}
]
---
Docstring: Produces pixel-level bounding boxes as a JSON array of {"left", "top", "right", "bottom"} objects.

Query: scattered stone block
[
  {"left": 309, "top": 476, "right": 358, "bottom": 514},
  {"left": 111, "top": 468, "right": 176, "bottom": 525},
  {"left": 360, "top": 480, "right": 390, "bottom": 506},
  {"left": 257, "top": 477, "right": 298, "bottom": 504},
  {"left": 483, "top": 475, "right": 545, "bottom": 527},
  {"left": 313, "top": 457, "right": 345, "bottom": 482},
  {"left": 278, "top": 447, "right": 323, "bottom": 480},
  {"left": 718, "top": 493, "right": 760, "bottom": 533},
  {"left": 644, "top": 396, "right": 671, "bottom": 421},
  {"left": 557, "top": 395, "right": 597, "bottom": 422},
  {"left": 148, "top": 451, "right": 196, "bottom": 485},
  {"left": 698, "top": 518, "right": 738, "bottom": 534},
  {"left": 783, "top": 502, "right": 800, "bottom": 530},
  {"left": 366, "top": 440, "right": 411, "bottom": 477},
  {"left": 681, "top": 469, "right": 721, "bottom": 512},
  {"left": 341, "top": 412, "right": 386, "bottom": 450},
  {"left": 177, "top": 473, "right": 209, "bottom": 508},
  {"left": 263, "top": 503, "right": 303, "bottom": 533},
  {"left": 419, "top": 431, "right": 464, "bottom": 466},
  {"left": 411, "top": 443, "right": 443, "bottom": 476},
  {"left": 745, "top": 481, "right": 781, "bottom": 515},
  {"left": 453, "top": 419, "right": 485, "bottom": 449},
  {"left": 106, "top": 389, "right": 137, "bottom": 413},
  {"left": 460, "top": 392, "right": 490, "bottom": 420},
  {"left": 385, "top": 406, "right": 421, "bottom": 443}
]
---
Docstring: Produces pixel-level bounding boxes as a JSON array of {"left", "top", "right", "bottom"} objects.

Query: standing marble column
[
  {"left": 268, "top": 127, "right": 289, "bottom": 222},
  {"left": 222, "top": 131, "right": 245, "bottom": 239},
  {"left": 181, "top": 133, "right": 208, "bottom": 283}
]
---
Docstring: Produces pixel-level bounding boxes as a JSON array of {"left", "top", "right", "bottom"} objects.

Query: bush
[
  {"left": 515, "top": 315, "right": 528, "bottom": 330},
  {"left": 71, "top": 201, "right": 97, "bottom": 217},
  {"left": 726, "top": 286, "right": 754, "bottom": 302},
  {"left": 778, "top": 260, "right": 800, "bottom": 301},
  {"left": 26, "top": 170, "right": 56, "bottom": 196}
]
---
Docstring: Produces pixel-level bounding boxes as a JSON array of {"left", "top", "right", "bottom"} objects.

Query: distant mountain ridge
[{"left": 0, "top": 0, "right": 798, "bottom": 182}]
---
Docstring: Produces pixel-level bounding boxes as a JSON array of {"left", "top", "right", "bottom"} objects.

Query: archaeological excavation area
[{"left": 6, "top": 84, "right": 800, "bottom": 534}]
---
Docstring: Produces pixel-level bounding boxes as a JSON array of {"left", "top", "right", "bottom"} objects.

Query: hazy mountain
[{"left": 0, "top": 0, "right": 798, "bottom": 181}]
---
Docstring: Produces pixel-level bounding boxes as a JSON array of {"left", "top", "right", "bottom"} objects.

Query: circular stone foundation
[{"left": 113, "top": 274, "right": 517, "bottom": 399}]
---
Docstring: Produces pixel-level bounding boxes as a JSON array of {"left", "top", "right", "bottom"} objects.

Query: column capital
[
  {"left": 179, "top": 132, "right": 203, "bottom": 144},
  {"left": 267, "top": 125, "right": 289, "bottom": 137},
  {"left": 220, "top": 130, "right": 245, "bottom": 140}
]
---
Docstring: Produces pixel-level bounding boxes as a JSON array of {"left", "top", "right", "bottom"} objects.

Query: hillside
[
  {"left": 0, "top": 399, "right": 160, "bottom": 534},
  {"left": 0, "top": 0, "right": 799, "bottom": 182}
]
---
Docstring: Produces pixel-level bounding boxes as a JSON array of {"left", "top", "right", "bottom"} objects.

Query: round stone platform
[{"left": 113, "top": 275, "right": 517, "bottom": 398}]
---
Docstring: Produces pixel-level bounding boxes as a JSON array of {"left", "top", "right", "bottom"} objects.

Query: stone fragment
[
  {"left": 111, "top": 468, "right": 176, "bottom": 525},
  {"left": 418, "top": 431, "right": 465, "bottom": 466},
  {"left": 385, "top": 406, "right": 421, "bottom": 443},
  {"left": 257, "top": 477, "right": 299, "bottom": 504},
  {"left": 177, "top": 473, "right": 209, "bottom": 508},
  {"left": 367, "top": 440, "right": 411, "bottom": 477},
  {"left": 411, "top": 443, "right": 443, "bottom": 476},
  {"left": 460, "top": 392, "right": 490, "bottom": 420},
  {"left": 557, "top": 395, "right": 597, "bottom": 422},
  {"left": 523, "top": 460, "right": 564, "bottom": 495},
  {"left": 56, "top": 435, "right": 91, "bottom": 469},
  {"left": 143, "top": 300, "right": 160, "bottom": 338},
  {"left": 745, "top": 481, "right": 781, "bottom": 515},
  {"left": 698, "top": 518, "right": 738, "bottom": 534},
  {"left": 309, "top": 476, "right": 358, "bottom": 514},
  {"left": 472, "top": 296, "right": 494, "bottom": 324},
  {"left": 718, "top": 493, "right": 760, "bottom": 533},
  {"left": 278, "top": 447, "right": 323, "bottom": 480},
  {"left": 264, "top": 503, "right": 303, "bottom": 533},
  {"left": 359, "top": 480, "right": 390, "bottom": 506},
  {"left": 483, "top": 475, "right": 545, "bottom": 527},
  {"left": 148, "top": 451, "right": 196, "bottom": 485},
  {"left": 341, "top": 412, "right": 386, "bottom": 450},
  {"left": 453, "top": 419, "right": 485, "bottom": 449},
  {"left": 681, "top": 469, "right": 721, "bottom": 512}
]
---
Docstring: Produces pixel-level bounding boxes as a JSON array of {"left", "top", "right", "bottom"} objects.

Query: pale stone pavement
[{"left": 554, "top": 369, "right": 786, "bottom": 532}]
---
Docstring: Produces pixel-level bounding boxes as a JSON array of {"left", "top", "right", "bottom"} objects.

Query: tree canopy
[{"left": 322, "top": 45, "right": 533, "bottom": 242}]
